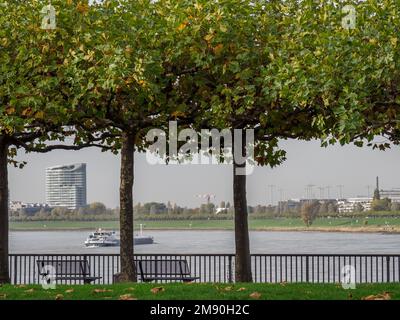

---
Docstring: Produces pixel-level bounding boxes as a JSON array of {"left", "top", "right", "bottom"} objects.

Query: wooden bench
[
  {"left": 37, "top": 259, "right": 102, "bottom": 284},
  {"left": 136, "top": 259, "right": 199, "bottom": 282}
]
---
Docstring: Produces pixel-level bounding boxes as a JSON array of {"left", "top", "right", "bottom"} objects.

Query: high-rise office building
[{"left": 46, "top": 163, "right": 87, "bottom": 209}]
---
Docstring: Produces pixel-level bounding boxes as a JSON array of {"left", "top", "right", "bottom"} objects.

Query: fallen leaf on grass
[
  {"left": 151, "top": 287, "right": 165, "bottom": 294},
  {"left": 0, "top": 294, "right": 6, "bottom": 299},
  {"left": 124, "top": 287, "right": 136, "bottom": 291},
  {"left": 93, "top": 288, "right": 113, "bottom": 293},
  {"left": 237, "top": 287, "right": 246, "bottom": 292},
  {"left": 362, "top": 292, "right": 391, "bottom": 300},
  {"left": 119, "top": 294, "right": 137, "bottom": 300},
  {"left": 65, "top": 289, "right": 74, "bottom": 294},
  {"left": 55, "top": 294, "right": 64, "bottom": 300},
  {"left": 224, "top": 286, "right": 233, "bottom": 291},
  {"left": 249, "top": 292, "right": 261, "bottom": 299},
  {"left": 24, "top": 289, "right": 35, "bottom": 293},
  {"left": 280, "top": 282, "right": 287, "bottom": 287}
]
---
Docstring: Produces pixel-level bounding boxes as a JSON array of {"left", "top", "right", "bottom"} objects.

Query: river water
[{"left": 10, "top": 230, "right": 400, "bottom": 254}]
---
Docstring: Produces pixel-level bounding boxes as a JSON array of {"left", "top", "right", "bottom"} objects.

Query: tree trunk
[
  {"left": 233, "top": 135, "right": 252, "bottom": 282},
  {"left": 117, "top": 131, "right": 136, "bottom": 282},
  {"left": 0, "top": 137, "right": 9, "bottom": 284}
]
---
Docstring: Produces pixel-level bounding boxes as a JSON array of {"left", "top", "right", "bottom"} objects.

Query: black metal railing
[{"left": 8, "top": 254, "right": 400, "bottom": 284}]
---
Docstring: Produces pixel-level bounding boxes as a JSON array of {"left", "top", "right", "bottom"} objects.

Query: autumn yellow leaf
[
  {"left": 204, "top": 34, "right": 214, "bottom": 42},
  {"left": 369, "top": 38, "right": 378, "bottom": 45},
  {"left": 55, "top": 294, "right": 64, "bottom": 300},
  {"left": 35, "top": 111, "right": 45, "bottom": 119},
  {"left": 177, "top": 21, "right": 188, "bottom": 31},
  {"left": 150, "top": 287, "right": 165, "bottom": 294},
  {"left": 76, "top": 2, "right": 89, "bottom": 15},
  {"left": 65, "top": 289, "right": 74, "bottom": 294},
  {"left": 22, "top": 108, "right": 33, "bottom": 117},
  {"left": 5, "top": 106, "right": 15, "bottom": 115},
  {"left": 237, "top": 287, "right": 246, "bottom": 292},
  {"left": 171, "top": 111, "right": 185, "bottom": 119},
  {"left": 249, "top": 292, "right": 261, "bottom": 299},
  {"left": 93, "top": 288, "right": 113, "bottom": 293},
  {"left": 119, "top": 294, "right": 137, "bottom": 300},
  {"left": 138, "top": 80, "right": 147, "bottom": 87},
  {"left": 213, "top": 44, "right": 224, "bottom": 55},
  {"left": 362, "top": 292, "right": 391, "bottom": 300},
  {"left": 125, "top": 46, "right": 133, "bottom": 55},
  {"left": 124, "top": 287, "right": 136, "bottom": 291}
]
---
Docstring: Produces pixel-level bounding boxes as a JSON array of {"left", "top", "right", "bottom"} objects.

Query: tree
[
  {"left": 89, "top": 202, "right": 107, "bottom": 215},
  {"left": 391, "top": 202, "right": 400, "bottom": 211},
  {"left": 65, "top": 0, "right": 186, "bottom": 282},
  {"left": 371, "top": 198, "right": 391, "bottom": 211},
  {"left": 327, "top": 203, "right": 337, "bottom": 214},
  {"left": 0, "top": 0, "right": 111, "bottom": 283},
  {"left": 373, "top": 188, "right": 381, "bottom": 201},
  {"left": 301, "top": 201, "right": 320, "bottom": 227},
  {"left": 160, "top": 0, "right": 351, "bottom": 282},
  {"left": 318, "top": 202, "right": 328, "bottom": 215}
]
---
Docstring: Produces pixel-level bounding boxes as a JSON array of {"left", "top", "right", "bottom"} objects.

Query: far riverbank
[{"left": 9, "top": 217, "right": 400, "bottom": 234}]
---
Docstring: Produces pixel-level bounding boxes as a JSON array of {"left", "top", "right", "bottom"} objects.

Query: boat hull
[
  {"left": 85, "top": 237, "right": 153, "bottom": 247},
  {"left": 134, "top": 236, "right": 154, "bottom": 245}
]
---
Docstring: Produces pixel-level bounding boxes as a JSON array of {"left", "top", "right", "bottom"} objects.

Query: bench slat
[
  {"left": 37, "top": 259, "right": 101, "bottom": 284},
  {"left": 137, "top": 259, "right": 198, "bottom": 282}
]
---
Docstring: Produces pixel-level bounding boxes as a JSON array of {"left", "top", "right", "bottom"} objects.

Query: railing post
[
  {"left": 306, "top": 256, "right": 309, "bottom": 283},
  {"left": 228, "top": 255, "right": 233, "bottom": 283},
  {"left": 13, "top": 256, "right": 18, "bottom": 284},
  {"left": 386, "top": 256, "right": 390, "bottom": 282}
]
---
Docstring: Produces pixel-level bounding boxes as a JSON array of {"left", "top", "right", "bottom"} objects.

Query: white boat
[
  {"left": 84, "top": 229, "right": 120, "bottom": 247},
  {"left": 85, "top": 225, "right": 153, "bottom": 247}
]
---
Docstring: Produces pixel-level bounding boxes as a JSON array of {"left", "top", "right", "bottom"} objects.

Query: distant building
[
  {"left": 9, "top": 201, "right": 50, "bottom": 216},
  {"left": 337, "top": 197, "right": 372, "bottom": 213},
  {"left": 379, "top": 190, "right": 400, "bottom": 203},
  {"left": 373, "top": 176, "right": 400, "bottom": 203},
  {"left": 46, "top": 163, "right": 87, "bottom": 209},
  {"left": 9, "top": 201, "right": 49, "bottom": 211}
]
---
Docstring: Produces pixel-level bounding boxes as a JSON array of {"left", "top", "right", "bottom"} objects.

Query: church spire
[{"left": 373, "top": 176, "right": 380, "bottom": 200}]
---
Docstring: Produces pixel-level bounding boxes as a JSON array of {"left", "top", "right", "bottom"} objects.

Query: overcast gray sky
[{"left": 8, "top": 139, "right": 400, "bottom": 208}]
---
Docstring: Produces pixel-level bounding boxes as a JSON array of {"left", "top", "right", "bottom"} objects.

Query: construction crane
[
  {"left": 318, "top": 187, "right": 325, "bottom": 199},
  {"left": 337, "top": 185, "right": 344, "bottom": 199},
  {"left": 305, "top": 184, "right": 315, "bottom": 199}
]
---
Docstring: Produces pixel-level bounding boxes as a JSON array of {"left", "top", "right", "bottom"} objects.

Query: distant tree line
[
  {"left": 9, "top": 199, "right": 400, "bottom": 223},
  {"left": 9, "top": 202, "right": 119, "bottom": 222}
]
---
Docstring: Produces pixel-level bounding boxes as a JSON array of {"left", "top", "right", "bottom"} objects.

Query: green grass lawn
[
  {"left": 9, "top": 217, "right": 400, "bottom": 231},
  {"left": 0, "top": 283, "right": 399, "bottom": 300}
]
